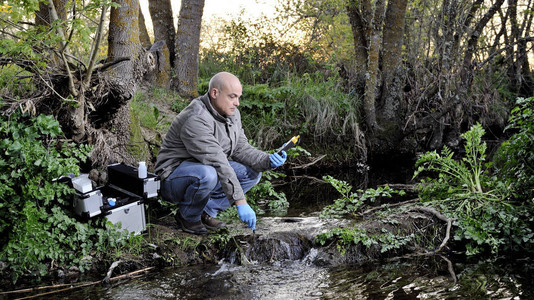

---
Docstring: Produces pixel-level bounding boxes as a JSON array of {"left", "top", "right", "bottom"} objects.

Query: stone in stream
[{"left": 222, "top": 216, "right": 351, "bottom": 265}]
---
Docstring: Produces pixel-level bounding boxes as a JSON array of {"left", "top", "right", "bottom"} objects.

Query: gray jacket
[{"left": 154, "top": 93, "right": 271, "bottom": 203}]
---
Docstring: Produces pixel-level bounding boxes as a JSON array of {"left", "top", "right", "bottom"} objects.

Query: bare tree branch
[{"left": 84, "top": 4, "right": 108, "bottom": 86}]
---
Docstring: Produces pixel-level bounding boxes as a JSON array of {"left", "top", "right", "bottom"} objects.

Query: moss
[{"left": 127, "top": 104, "right": 149, "bottom": 161}]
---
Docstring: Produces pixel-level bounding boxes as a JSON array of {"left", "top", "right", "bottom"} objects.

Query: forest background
[{"left": 0, "top": 0, "right": 533, "bottom": 285}]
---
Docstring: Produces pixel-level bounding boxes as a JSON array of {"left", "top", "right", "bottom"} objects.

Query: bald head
[
  {"left": 209, "top": 72, "right": 240, "bottom": 92},
  {"left": 208, "top": 72, "right": 242, "bottom": 116}
]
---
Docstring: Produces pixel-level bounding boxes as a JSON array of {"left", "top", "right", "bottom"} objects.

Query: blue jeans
[{"left": 160, "top": 160, "right": 262, "bottom": 222}]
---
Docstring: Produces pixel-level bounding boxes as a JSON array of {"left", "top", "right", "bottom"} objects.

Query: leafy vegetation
[
  {"left": 315, "top": 227, "right": 414, "bottom": 256},
  {"left": 493, "top": 97, "right": 534, "bottom": 201},
  {"left": 0, "top": 113, "right": 142, "bottom": 283},
  {"left": 317, "top": 106, "right": 534, "bottom": 257},
  {"left": 248, "top": 170, "right": 289, "bottom": 215},
  {"left": 413, "top": 123, "right": 507, "bottom": 211},
  {"left": 320, "top": 175, "right": 405, "bottom": 219},
  {"left": 316, "top": 175, "right": 411, "bottom": 254},
  {"left": 414, "top": 121, "right": 534, "bottom": 255}
]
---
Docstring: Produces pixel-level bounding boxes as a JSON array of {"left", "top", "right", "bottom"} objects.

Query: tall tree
[
  {"left": 108, "top": 0, "right": 142, "bottom": 100},
  {"left": 380, "top": 0, "right": 408, "bottom": 131},
  {"left": 173, "top": 0, "right": 205, "bottom": 99},
  {"left": 148, "top": 0, "right": 175, "bottom": 65},
  {"left": 346, "top": 0, "right": 408, "bottom": 150}
]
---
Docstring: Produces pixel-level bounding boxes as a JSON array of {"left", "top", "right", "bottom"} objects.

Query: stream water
[
  {"left": 42, "top": 166, "right": 534, "bottom": 299},
  {"left": 49, "top": 254, "right": 532, "bottom": 299}
]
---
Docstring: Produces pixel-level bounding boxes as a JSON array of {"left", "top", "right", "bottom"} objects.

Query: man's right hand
[{"left": 236, "top": 203, "right": 256, "bottom": 230}]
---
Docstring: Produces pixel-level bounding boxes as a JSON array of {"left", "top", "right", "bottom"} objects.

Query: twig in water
[
  {"left": 439, "top": 254, "right": 457, "bottom": 283},
  {"left": 103, "top": 260, "right": 123, "bottom": 284},
  {"left": 7, "top": 266, "right": 154, "bottom": 300}
]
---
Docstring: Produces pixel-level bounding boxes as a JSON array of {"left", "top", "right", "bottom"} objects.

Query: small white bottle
[{"left": 138, "top": 161, "right": 147, "bottom": 179}]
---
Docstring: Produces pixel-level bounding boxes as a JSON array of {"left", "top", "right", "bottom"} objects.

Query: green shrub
[
  {"left": 413, "top": 123, "right": 505, "bottom": 210},
  {"left": 319, "top": 175, "right": 405, "bottom": 219},
  {"left": 0, "top": 112, "right": 134, "bottom": 283},
  {"left": 493, "top": 97, "right": 534, "bottom": 201},
  {"left": 247, "top": 170, "right": 289, "bottom": 215},
  {"left": 315, "top": 227, "right": 414, "bottom": 256},
  {"left": 413, "top": 123, "right": 533, "bottom": 255}
]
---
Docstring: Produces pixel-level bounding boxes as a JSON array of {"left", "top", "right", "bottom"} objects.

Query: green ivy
[{"left": 0, "top": 113, "right": 134, "bottom": 283}]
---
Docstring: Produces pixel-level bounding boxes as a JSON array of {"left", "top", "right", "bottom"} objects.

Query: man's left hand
[{"left": 270, "top": 151, "right": 287, "bottom": 168}]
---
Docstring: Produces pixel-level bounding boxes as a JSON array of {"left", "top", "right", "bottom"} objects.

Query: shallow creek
[
  {"left": 49, "top": 248, "right": 532, "bottom": 299},
  {"left": 48, "top": 172, "right": 533, "bottom": 299}
]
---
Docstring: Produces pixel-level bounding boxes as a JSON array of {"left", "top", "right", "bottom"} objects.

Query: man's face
[{"left": 210, "top": 77, "right": 242, "bottom": 116}]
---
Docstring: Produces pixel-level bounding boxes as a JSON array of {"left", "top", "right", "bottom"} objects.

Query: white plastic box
[
  {"left": 71, "top": 174, "right": 93, "bottom": 194},
  {"left": 73, "top": 189, "right": 103, "bottom": 218},
  {"left": 104, "top": 200, "right": 146, "bottom": 235}
]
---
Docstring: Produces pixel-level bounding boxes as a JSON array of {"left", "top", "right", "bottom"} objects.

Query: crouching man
[{"left": 154, "top": 72, "right": 287, "bottom": 235}]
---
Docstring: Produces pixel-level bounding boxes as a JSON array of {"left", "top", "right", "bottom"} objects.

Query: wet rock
[
  {"left": 256, "top": 217, "right": 351, "bottom": 240},
  {"left": 221, "top": 216, "right": 351, "bottom": 265},
  {"left": 221, "top": 232, "right": 312, "bottom": 264},
  {"left": 245, "top": 232, "right": 312, "bottom": 263}
]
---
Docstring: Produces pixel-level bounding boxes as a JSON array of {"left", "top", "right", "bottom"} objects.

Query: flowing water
[
  {"left": 38, "top": 168, "right": 534, "bottom": 299},
  {"left": 44, "top": 253, "right": 532, "bottom": 299}
]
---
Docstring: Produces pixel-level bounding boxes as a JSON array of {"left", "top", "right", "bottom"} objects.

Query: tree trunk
[
  {"left": 148, "top": 0, "right": 175, "bottom": 66},
  {"left": 380, "top": 0, "right": 408, "bottom": 125},
  {"left": 363, "top": 33, "right": 380, "bottom": 132},
  {"left": 85, "top": 0, "right": 142, "bottom": 167},
  {"left": 346, "top": 0, "right": 368, "bottom": 93},
  {"left": 36, "top": 0, "right": 67, "bottom": 26},
  {"left": 347, "top": 0, "right": 385, "bottom": 132},
  {"left": 108, "top": 0, "right": 142, "bottom": 101},
  {"left": 35, "top": 0, "right": 68, "bottom": 67},
  {"left": 145, "top": 40, "right": 172, "bottom": 89},
  {"left": 85, "top": 0, "right": 155, "bottom": 168},
  {"left": 173, "top": 0, "right": 205, "bottom": 99}
]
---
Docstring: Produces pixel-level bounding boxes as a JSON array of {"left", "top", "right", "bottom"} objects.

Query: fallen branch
[
  {"left": 282, "top": 174, "right": 327, "bottom": 185},
  {"left": 360, "top": 198, "right": 420, "bottom": 215},
  {"left": 0, "top": 282, "right": 77, "bottom": 296},
  {"left": 15, "top": 280, "right": 101, "bottom": 300},
  {"left": 4, "top": 266, "right": 155, "bottom": 300},
  {"left": 102, "top": 260, "right": 123, "bottom": 283},
  {"left": 410, "top": 206, "right": 453, "bottom": 253},
  {"left": 439, "top": 254, "right": 457, "bottom": 283},
  {"left": 289, "top": 154, "right": 326, "bottom": 169}
]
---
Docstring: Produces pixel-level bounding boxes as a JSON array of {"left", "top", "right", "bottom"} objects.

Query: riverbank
[
  {"left": 3, "top": 205, "right": 533, "bottom": 299},
  {"left": 0, "top": 195, "right": 450, "bottom": 298}
]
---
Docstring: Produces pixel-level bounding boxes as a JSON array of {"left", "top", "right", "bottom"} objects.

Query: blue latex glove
[
  {"left": 270, "top": 151, "right": 287, "bottom": 168},
  {"left": 237, "top": 204, "right": 256, "bottom": 230}
]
